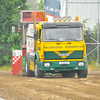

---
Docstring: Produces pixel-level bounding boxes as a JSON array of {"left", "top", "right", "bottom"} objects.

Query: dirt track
[{"left": 0, "top": 71, "right": 100, "bottom": 100}]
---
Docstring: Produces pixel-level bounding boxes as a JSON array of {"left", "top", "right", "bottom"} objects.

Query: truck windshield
[{"left": 43, "top": 27, "right": 83, "bottom": 42}]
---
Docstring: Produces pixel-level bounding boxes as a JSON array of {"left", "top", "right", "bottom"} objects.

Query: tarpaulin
[{"left": 43, "top": 0, "right": 60, "bottom": 17}]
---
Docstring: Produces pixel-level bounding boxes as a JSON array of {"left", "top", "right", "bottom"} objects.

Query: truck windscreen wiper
[
  {"left": 48, "top": 38, "right": 79, "bottom": 41},
  {"left": 66, "top": 38, "right": 79, "bottom": 41},
  {"left": 48, "top": 39, "right": 60, "bottom": 41},
  {"left": 44, "top": 39, "right": 60, "bottom": 42}
]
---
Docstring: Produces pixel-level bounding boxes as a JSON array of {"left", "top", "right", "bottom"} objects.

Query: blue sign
[{"left": 43, "top": 0, "right": 60, "bottom": 17}]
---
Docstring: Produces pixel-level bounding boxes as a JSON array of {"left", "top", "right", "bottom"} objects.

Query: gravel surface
[{"left": 0, "top": 71, "right": 100, "bottom": 100}]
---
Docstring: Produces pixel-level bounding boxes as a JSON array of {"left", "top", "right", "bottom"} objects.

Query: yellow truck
[{"left": 25, "top": 16, "right": 89, "bottom": 78}]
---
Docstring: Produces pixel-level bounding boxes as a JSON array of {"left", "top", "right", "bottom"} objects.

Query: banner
[{"left": 43, "top": 0, "right": 60, "bottom": 17}]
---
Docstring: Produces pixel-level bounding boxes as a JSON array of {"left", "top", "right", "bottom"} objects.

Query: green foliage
[
  {"left": 27, "top": 0, "right": 38, "bottom": 10},
  {"left": 82, "top": 18, "right": 89, "bottom": 28},
  {"left": 0, "top": 0, "right": 29, "bottom": 65},
  {"left": 83, "top": 19, "right": 99, "bottom": 64},
  {"left": 38, "top": 0, "right": 43, "bottom": 10},
  {"left": 87, "top": 31, "right": 97, "bottom": 64}
]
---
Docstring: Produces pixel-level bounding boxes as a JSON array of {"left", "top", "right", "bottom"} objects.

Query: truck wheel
[
  {"left": 69, "top": 72, "right": 76, "bottom": 78},
  {"left": 62, "top": 73, "right": 68, "bottom": 77},
  {"left": 35, "top": 59, "right": 44, "bottom": 78},
  {"left": 25, "top": 53, "right": 35, "bottom": 77},
  {"left": 77, "top": 68, "right": 88, "bottom": 78},
  {"left": 62, "top": 72, "right": 76, "bottom": 78}
]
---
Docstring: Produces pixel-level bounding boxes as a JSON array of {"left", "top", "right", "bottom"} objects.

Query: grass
[
  {"left": 0, "top": 65, "right": 12, "bottom": 71},
  {"left": 0, "top": 63, "right": 100, "bottom": 71},
  {"left": 88, "top": 63, "right": 100, "bottom": 71}
]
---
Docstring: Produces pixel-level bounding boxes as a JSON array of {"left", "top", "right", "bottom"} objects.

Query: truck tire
[
  {"left": 25, "top": 53, "right": 35, "bottom": 77},
  {"left": 62, "top": 72, "right": 76, "bottom": 78},
  {"left": 77, "top": 68, "right": 88, "bottom": 78},
  {"left": 35, "top": 59, "right": 44, "bottom": 78}
]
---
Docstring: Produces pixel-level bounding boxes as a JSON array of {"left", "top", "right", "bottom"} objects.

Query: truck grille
[{"left": 44, "top": 51, "right": 83, "bottom": 60}]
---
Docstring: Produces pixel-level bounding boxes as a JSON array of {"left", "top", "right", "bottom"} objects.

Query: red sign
[{"left": 21, "top": 11, "right": 45, "bottom": 23}]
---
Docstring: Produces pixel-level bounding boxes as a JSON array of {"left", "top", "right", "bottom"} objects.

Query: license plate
[{"left": 59, "top": 62, "right": 70, "bottom": 65}]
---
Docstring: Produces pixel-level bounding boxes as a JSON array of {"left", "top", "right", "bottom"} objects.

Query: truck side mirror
[
  {"left": 34, "top": 30, "right": 38, "bottom": 40},
  {"left": 86, "top": 29, "right": 91, "bottom": 37}
]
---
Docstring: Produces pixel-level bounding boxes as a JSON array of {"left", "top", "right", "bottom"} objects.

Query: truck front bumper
[{"left": 39, "top": 60, "right": 87, "bottom": 71}]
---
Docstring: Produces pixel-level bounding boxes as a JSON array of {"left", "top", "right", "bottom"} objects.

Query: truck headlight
[
  {"left": 44, "top": 63, "right": 51, "bottom": 67},
  {"left": 78, "top": 62, "right": 84, "bottom": 66}
]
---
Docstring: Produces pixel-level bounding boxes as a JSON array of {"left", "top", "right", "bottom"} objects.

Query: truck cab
[{"left": 25, "top": 17, "right": 87, "bottom": 78}]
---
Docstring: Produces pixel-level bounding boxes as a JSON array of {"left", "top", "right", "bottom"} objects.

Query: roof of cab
[{"left": 42, "top": 21, "right": 83, "bottom": 28}]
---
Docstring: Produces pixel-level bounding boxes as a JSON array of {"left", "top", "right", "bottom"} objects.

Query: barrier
[{"left": 12, "top": 50, "right": 22, "bottom": 75}]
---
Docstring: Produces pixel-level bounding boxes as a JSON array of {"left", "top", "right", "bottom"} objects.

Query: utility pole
[
  {"left": 97, "top": 0, "right": 100, "bottom": 69},
  {"left": 65, "top": 0, "right": 68, "bottom": 17}
]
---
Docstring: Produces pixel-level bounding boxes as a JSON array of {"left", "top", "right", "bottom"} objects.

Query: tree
[
  {"left": 0, "top": 0, "right": 29, "bottom": 65},
  {"left": 27, "top": 0, "right": 38, "bottom": 10},
  {"left": 38, "top": 0, "right": 43, "bottom": 10}
]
